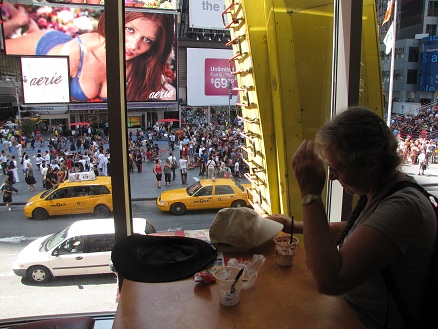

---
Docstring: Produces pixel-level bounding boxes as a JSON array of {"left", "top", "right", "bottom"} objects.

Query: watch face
[{"left": 303, "top": 194, "right": 320, "bottom": 205}]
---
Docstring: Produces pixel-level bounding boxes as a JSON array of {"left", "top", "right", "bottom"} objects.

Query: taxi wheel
[
  {"left": 170, "top": 203, "right": 186, "bottom": 215},
  {"left": 33, "top": 208, "right": 49, "bottom": 220},
  {"left": 231, "top": 200, "right": 247, "bottom": 208},
  {"left": 94, "top": 204, "right": 110, "bottom": 218},
  {"left": 27, "top": 265, "right": 51, "bottom": 284}
]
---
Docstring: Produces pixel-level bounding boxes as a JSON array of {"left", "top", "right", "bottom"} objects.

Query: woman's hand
[
  {"left": 266, "top": 214, "right": 292, "bottom": 233},
  {"left": 291, "top": 140, "right": 326, "bottom": 196}
]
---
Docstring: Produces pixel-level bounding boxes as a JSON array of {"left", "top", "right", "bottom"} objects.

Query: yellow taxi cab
[
  {"left": 156, "top": 178, "right": 251, "bottom": 215},
  {"left": 24, "top": 172, "right": 113, "bottom": 220}
]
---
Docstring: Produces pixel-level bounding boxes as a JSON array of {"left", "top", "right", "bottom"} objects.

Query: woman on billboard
[{"left": 4, "top": 10, "right": 176, "bottom": 102}]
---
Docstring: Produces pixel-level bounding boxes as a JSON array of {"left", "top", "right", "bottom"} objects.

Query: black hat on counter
[{"left": 111, "top": 235, "right": 217, "bottom": 283}]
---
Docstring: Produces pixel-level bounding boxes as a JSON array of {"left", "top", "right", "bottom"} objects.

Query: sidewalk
[{"left": 2, "top": 139, "right": 249, "bottom": 206}]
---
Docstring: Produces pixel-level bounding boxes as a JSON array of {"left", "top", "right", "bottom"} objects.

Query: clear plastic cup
[
  {"left": 213, "top": 266, "right": 244, "bottom": 306},
  {"left": 273, "top": 235, "right": 299, "bottom": 267}
]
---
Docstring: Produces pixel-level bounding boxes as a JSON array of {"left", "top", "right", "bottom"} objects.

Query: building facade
[{"left": 378, "top": 0, "right": 438, "bottom": 111}]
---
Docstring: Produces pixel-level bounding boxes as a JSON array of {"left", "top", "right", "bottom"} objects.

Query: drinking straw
[
  {"left": 229, "top": 268, "right": 244, "bottom": 294},
  {"left": 289, "top": 216, "right": 294, "bottom": 244}
]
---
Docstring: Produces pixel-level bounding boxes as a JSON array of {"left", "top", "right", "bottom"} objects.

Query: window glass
[
  {"left": 57, "top": 236, "right": 84, "bottom": 255},
  {"left": 196, "top": 186, "right": 213, "bottom": 196},
  {"left": 72, "top": 186, "right": 91, "bottom": 197},
  {"left": 48, "top": 188, "right": 69, "bottom": 200},
  {"left": 91, "top": 185, "right": 111, "bottom": 195},
  {"left": 215, "top": 185, "right": 234, "bottom": 195},
  {"left": 86, "top": 234, "right": 116, "bottom": 253}
]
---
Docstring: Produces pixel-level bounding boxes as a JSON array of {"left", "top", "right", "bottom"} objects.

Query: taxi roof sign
[{"left": 68, "top": 171, "right": 96, "bottom": 182}]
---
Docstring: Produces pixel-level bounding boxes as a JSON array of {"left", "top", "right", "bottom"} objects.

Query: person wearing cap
[{"left": 268, "top": 107, "right": 435, "bottom": 329}]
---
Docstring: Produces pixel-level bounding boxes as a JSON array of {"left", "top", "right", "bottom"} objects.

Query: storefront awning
[{"left": 68, "top": 102, "right": 178, "bottom": 111}]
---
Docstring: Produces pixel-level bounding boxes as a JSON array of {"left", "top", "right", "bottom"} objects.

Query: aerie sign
[{"left": 21, "top": 57, "right": 70, "bottom": 104}]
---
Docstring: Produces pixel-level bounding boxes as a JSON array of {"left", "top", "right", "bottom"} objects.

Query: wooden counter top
[{"left": 112, "top": 240, "right": 365, "bottom": 329}]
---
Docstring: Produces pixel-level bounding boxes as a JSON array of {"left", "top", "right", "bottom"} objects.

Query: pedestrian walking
[
  {"left": 234, "top": 159, "right": 241, "bottom": 178},
  {"left": 206, "top": 156, "right": 215, "bottom": 179},
  {"left": 168, "top": 152, "right": 178, "bottom": 181},
  {"left": 10, "top": 156, "right": 19, "bottom": 183},
  {"left": 25, "top": 163, "right": 37, "bottom": 192},
  {"left": 153, "top": 159, "right": 163, "bottom": 188},
  {"left": 0, "top": 151, "right": 8, "bottom": 175},
  {"left": 179, "top": 155, "right": 188, "bottom": 185},
  {"left": 199, "top": 158, "right": 206, "bottom": 178},
  {"left": 135, "top": 149, "right": 143, "bottom": 173},
  {"left": 163, "top": 158, "right": 172, "bottom": 186},
  {"left": 418, "top": 150, "right": 426, "bottom": 175},
  {"left": 0, "top": 180, "right": 18, "bottom": 211}
]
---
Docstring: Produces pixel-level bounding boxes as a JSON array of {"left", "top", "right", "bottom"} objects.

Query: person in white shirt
[
  {"left": 15, "top": 143, "right": 22, "bottom": 159},
  {"left": 22, "top": 155, "right": 32, "bottom": 174},
  {"left": 167, "top": 152, "right": 178, "bottom": 181},
  {"left": 206, "top": 156, "right": 215, "bottom": 179},
  {"left": 43, "top": 151, "right": 51, "bottom": 165},
  {"left": 41, "top": 163, "right": 49, "bottom": 188},
  {"left": 418, "top": 150, "right": 426, "bottom": 175},
  {"left": 10, "top": 156, "right": 19, "bottom": 182},
  {"left": 198, "top": 145, "right": 205, "bottom": 158},
  {"left": 234, "top": 160, "right": 241, "bottom": 178},
  {"left": 34, "top": 153, "right": 43, "bottom": 170},
  {"left": 179, "top": 155, "right": 188, "bottom": 185}
]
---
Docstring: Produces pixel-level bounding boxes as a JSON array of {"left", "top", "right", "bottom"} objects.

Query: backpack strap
[{"left": 381, "top": 180, "right": 438, "bottom": 329}]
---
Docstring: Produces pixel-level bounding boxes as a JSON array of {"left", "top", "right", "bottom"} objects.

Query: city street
[{"left": 0, "top": 200, "right": 218, "bottom": 320}]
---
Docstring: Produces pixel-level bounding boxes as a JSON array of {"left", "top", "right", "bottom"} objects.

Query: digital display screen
[
  {"left": 42, "top": 1, "right": 178, "bottom": 11},
  {"left": 1, "top": 1, "right": 177, "bottom": 104}
]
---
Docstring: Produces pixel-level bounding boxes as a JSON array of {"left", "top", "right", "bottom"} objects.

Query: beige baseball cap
[{"left": 209, "top": 208, "right": 284, "bottom": 252}]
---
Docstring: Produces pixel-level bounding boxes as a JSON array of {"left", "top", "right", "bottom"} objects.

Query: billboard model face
[{"left": 1, "top": 1, "right": 177, "bottom": 104}]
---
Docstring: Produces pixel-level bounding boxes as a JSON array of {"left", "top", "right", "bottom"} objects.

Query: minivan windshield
[{"left": 41, "top": 227, "right": 69, "bottom": 252}]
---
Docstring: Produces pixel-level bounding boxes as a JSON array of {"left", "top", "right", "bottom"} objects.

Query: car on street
[
  {"left": 156, "top": 178, "right": 251, "bottom": 215},
  {"left": 12, "top": 217, "right": 155, "bottom": 284},
  {"left": 24, "top": 172, "right": 113, "bottom": 220}
]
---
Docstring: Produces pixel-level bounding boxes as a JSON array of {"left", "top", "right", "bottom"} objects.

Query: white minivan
[{"left": 13, "top": 218, "right": 155, "bottom": 284}]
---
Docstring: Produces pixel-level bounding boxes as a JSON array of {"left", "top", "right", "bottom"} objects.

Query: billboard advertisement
[
  {"left": 1, "top": 1, "right": 177, "bottom": 104},
  {"left": 40, "top": 1, "right": 178, "bottom": 11},
  {"left": 419, "top": 36, "right": 438, "bottom": 92},
  {"left": 189, "top": 0, "right": 228, "bottom": 30},
  {"left": 187, "top": 48, "right": 237, "bottom": 106},
  {"left": 21, "top": 56, "right": 70, "bottom": 104}
]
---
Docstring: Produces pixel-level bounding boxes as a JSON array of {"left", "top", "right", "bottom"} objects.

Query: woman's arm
[
  {"left": 267, "top": 214, "right": 347, "bottom": 241},
  {"left": 291, "top": 140, "right": 402, "bottom": 295}
]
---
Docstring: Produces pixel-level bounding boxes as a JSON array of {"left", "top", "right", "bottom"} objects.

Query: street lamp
[
  {"left": 5, "top": 76, "right": 21, "bottom": 125},
  {"left": 15, "top": 83, "right": 21, "bottom": 126},
  {"left": 228, "top": 80, "right": 233, "bottom": 125}
]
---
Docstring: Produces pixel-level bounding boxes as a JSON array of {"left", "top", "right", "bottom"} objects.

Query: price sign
[{"left": 204, "top": 58, "right": 237, "bottom": 96}]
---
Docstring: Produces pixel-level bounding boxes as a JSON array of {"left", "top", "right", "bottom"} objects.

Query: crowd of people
[
  {"left": 391, "top": 106, "right": 438, "bottom": 174},
  {"left": 0, "top": 129, "right": 111, "bottom": 209},
  {"left": 0, "top": 119, "right": 248, "bottom": 211},
  {"left": 126, "top": 121, "right": 247, "bottom": 187}
]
